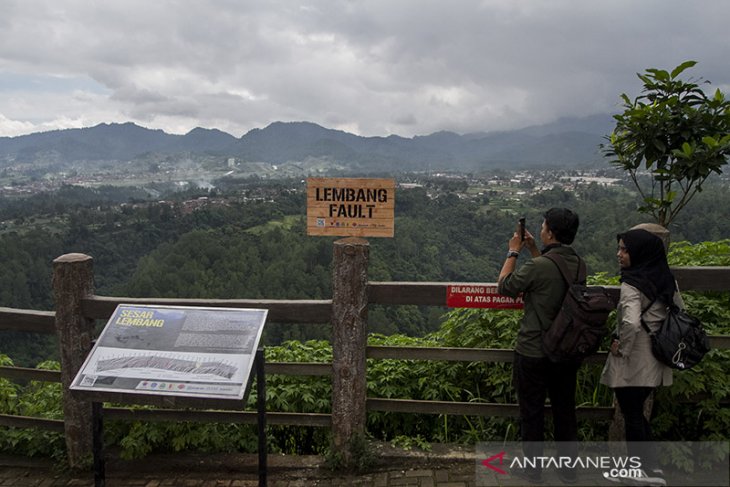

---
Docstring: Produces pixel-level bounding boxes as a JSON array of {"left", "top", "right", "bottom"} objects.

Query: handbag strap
[{"left": 543, "top": 253, "right": 586, "bottom": 285}]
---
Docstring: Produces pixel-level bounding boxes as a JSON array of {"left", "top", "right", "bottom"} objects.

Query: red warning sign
[{"left": 446, "top": 285, "right": 524, "bottom": 309}]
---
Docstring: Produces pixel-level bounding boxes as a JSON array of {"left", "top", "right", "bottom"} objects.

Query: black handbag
[{"left": 641, "top": 304, "right": 710, "bottom": 370}]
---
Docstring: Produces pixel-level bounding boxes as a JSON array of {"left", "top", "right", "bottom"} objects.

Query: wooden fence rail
[
  {"left": 0, "top": 307, "right": 55, "bottom": 334},
  {"left": 0, "top": 248, "right": 729, "bottom": 468},
  {"left": 79, "top": 296, "right": 332, "bottom": 323}
]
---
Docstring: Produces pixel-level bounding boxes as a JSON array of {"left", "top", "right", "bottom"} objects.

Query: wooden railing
[{"left": 1, "top": 240, "right": 729, "bottom": 468}]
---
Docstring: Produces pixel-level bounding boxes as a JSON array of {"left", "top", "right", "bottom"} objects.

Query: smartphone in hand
[{"left": 518, "top": 217, "right": 526, "bottom": 241}]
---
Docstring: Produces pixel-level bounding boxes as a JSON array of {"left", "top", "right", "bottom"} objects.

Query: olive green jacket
[{"left": 497, "top": 245, "right": 581, "bottom": 358}]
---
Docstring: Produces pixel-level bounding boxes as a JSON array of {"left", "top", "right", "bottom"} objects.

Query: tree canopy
[{"left": 604, "top": 61, "right": 730, "bottom": 226}]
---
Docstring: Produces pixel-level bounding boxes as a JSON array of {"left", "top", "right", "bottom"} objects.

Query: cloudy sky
[{"left": 1, "top": 0, "right": 729, "bottom": 138}]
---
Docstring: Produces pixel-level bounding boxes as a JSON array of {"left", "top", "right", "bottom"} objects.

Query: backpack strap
[
  {"left": 543, "top": 252, "right": 586, "bottom": 285},
  {"left": 639, "top": 298, "right": 657, "bottom": 335}
]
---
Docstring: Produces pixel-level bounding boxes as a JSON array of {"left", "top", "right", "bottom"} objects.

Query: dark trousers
[
  {"left": 514, "top": 352, "right": 579, "bottom": 467},
  {"left": 615, "top": 386, "right": 657, "bottom": 470}
]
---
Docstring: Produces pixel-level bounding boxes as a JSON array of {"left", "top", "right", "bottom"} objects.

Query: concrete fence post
[
  {"left": 330, "top": 237, "right": 369, "bottom": 462},
  {"left": 52, "top": 253, "right": 95, "bottom": 469}
]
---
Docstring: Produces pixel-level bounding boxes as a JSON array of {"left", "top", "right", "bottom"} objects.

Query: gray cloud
[{"left": 1, "top": 0, "right": 729, "bottom": 137}]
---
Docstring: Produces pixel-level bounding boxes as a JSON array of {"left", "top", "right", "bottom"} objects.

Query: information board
[
  {"left": 70, "top": 304, "right": 267, "bottom": 400},
  {"left": 446, "top": 284, "right": 524, "bottom": 309},
  {"left": 306, "top": 177, "right": 395, "bottom": 237}
]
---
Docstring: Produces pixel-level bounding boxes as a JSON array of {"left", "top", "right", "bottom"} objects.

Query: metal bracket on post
[
  {"left": 256, "top": 348, "right": 267, "bottom": 487},
  {"left": 92, "top": 401, "right": 105, "bottom": 487}
]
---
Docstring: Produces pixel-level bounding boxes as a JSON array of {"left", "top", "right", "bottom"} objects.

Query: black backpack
[
  {"left": 641, "top": 303, "right": 710, "bottom": 370},
  {"left": 542, "top": 253, "right": 615, "bottom": 363}
]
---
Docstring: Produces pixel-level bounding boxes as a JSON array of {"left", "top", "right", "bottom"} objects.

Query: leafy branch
[{"left": 603, "top": 61, "right": 730, "bottom": 226}]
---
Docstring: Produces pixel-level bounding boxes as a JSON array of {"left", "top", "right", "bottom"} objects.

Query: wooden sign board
[
  {"left": 446, "top": 284, "right": 524, "bottom": 309},
  {"left": 306, "top": 177, "right": 395, "bottom": 237}
]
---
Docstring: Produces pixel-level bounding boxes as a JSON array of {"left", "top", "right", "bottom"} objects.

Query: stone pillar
[
  {"left": 330, "top": 238, "right": 369, "bottom": 463},
  {"left": 630, "top": 223, "right": 670, "bottom": 251},
  {"left": 52, "top": 253, "right": 95, "bottom": 469}
]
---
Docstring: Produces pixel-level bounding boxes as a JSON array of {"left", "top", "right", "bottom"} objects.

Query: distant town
[{"left": 1, "top": 151, "right": 626, "bottom": 199}]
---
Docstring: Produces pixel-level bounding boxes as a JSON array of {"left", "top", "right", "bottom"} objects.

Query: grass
[{"left": 245, "top": 215, "right": 302, "bottom": 235}]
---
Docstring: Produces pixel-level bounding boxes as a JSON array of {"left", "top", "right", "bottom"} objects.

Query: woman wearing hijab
[{"left": 601, "top": 228, "right": 681, "bottom": 486}]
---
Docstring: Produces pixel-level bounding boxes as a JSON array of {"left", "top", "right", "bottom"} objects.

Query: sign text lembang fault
[{"left": 307, "top": 177, "right": 395, "bottom": 237}]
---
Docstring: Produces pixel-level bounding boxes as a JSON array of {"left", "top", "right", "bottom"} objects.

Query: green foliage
[
  {"left": 16, "top": 361, "right": 63, "bottom": 420},
  {"left": 123, "top": 227, "right": 332, "bottom": 301},
  {"left": 434, "top": 309, "right": 520, "bottom": 348},
  {"left": 650, "top": 240, "right": 730, "bottom": 443},
  {"left": 668, "top": 239, "right": 730, "bottom": 266},
  {"left": 260, "top": 341, "right": 332, "bottom": 454},
  {"left": 0, "top": 355, "right": 18, "bottom": 413},
  {"left": 667, "top": 240, "right": 730, "bottom": 334},
  {"left": 390, "top": 434, "right": 431, "bottom": 452},
  {"left": 5, "top": 176, "right": 730, "bottom": 366},
  {"left": 604, "top": 61, "right": 730, "bottom": 226},
  {"left": 433, "top": 307, "right": 614, "bottom": 443},
  {"left": 0, "top": 427, "right": 65, "bottom": 460},
  {"left": 365, "top": 333, "right": 480, "bottom": 443},
  {"left": 1, "top": 177, "right": 730, "bottom": 458},
  {"left": 0, "top": 358, "right": 65, "bottom": 460},
  {"left": 2, "top": 244, "right": 730, "bottom": 459},
  {"left": 365, "top": 320, "right": 521, "bottom": 445},
  {"left": 107, "top": 420, "right": 258, "bottom": 460},
  {"left": 105, "top": 340, "right": 335, "bottom": 459},
  {"left": 653, "top": 346, "right": 730, "bottom": 442}
]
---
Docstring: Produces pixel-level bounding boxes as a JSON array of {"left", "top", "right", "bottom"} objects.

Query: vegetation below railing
[
  {"left": 0, "top": 240, "right": 728, "bottom": 464},
  {"left": 2, "top": 313, "right": 728, "bottom": 462}
]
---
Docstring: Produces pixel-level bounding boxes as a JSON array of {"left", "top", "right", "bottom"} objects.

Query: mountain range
[{"left": 0, "top": 114, "right": 616, "bottom": 173}]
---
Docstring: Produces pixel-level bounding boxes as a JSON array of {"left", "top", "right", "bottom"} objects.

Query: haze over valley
[{"left": 0, "top": 115, "right": 615, "bottom": 195}]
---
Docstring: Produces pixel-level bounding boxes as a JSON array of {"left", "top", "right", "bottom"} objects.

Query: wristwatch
[{"left": 506, "top": 250, "right": 520, "bottom": 259}]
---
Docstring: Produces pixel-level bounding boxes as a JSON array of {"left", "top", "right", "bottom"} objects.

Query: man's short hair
[{"left": 543, "top": 207, "right": 579, "bottom": 245}]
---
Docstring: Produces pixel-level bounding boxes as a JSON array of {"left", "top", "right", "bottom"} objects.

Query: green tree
[{"left": 603, "top": 61, "right": 730, "bottom": 226}]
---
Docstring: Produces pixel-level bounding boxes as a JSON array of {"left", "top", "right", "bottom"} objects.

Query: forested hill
[
  {"left": 2, "top": 175, "right": 730, "bottom": 367},
  {"left": 0, "top": 114, "right": 613, "bottom": 172}
]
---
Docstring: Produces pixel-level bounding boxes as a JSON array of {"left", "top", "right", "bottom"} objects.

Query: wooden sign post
[{"left": 306, "top": 177, "right": 395, "bottom": 237}]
